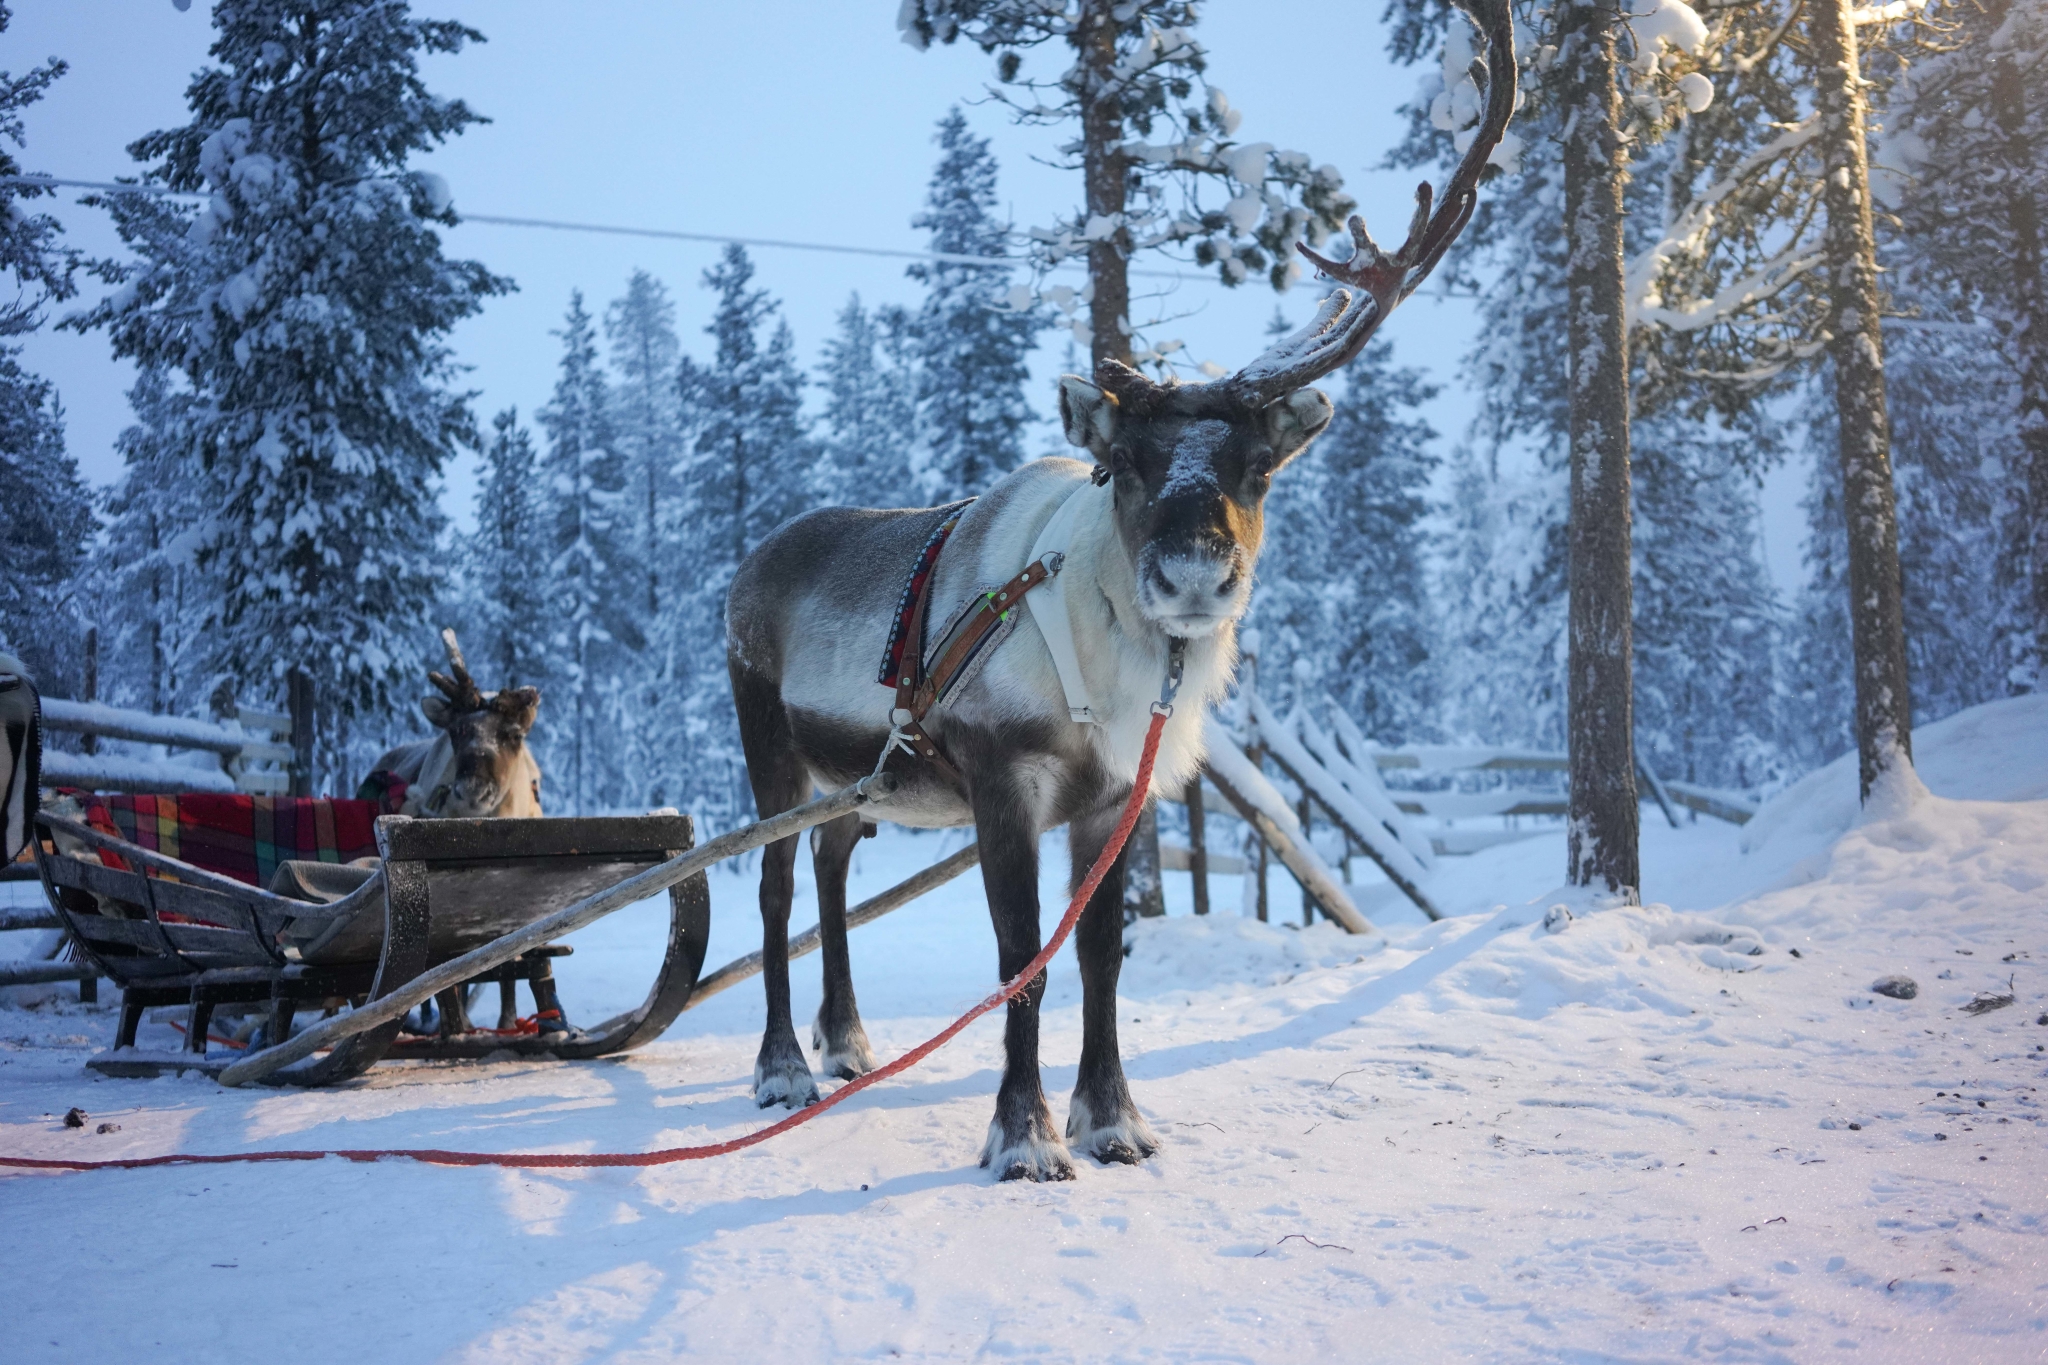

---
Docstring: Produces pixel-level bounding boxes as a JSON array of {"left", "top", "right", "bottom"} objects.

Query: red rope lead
[{"left": 0, "top": 711, "right": 1173, "bottom": 1176}]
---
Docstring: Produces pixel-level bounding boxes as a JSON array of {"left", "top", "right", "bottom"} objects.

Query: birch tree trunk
[
  {"left": 1991, "top": 48, "right": 2048, "bottom": 686},
  {"left": 1560, "top": 0, "right": 1640, "bottom": 899},
  {"left": 1810, "top": 0, "right": 1914, "bottom": 798}
]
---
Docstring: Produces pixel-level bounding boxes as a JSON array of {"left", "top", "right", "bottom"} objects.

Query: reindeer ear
[
  {"left": 420, "top": 695, "right": 455, "bottom": 729},
  {"left": 1262, "top": 388, "right": 1334, "bottom": 469},
  {"left": 1058, "top": 376, "right": 1116, "bottom": 455}
]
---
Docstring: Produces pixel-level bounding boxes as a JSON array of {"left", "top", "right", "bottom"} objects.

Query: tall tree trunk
[
  {"left": 1991, "top": 48, "right": 2048, "bottom": 687},
  {"left": 1811, "top": 0, "right": 1914, "bottom": 797},
  {"left": 1560, "top": 0, "right": 1640, "bottom": 899},
  {"left": 1076, "top": 0, "right": 1166, "bottom": 916},
  {"left": 1076, "top": 0, "right": 1132, "bottom": 372}
]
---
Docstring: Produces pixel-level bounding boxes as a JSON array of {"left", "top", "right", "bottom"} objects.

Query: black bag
[{"left": 0, "top": 656, "right": 40, "bottom": 866}]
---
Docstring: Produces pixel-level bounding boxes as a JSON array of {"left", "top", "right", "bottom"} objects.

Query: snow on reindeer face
[{"left": 1060, "top": 366, "right": 1333, "bottom": 638}]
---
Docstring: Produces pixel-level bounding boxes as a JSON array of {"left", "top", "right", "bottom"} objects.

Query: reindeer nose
[{"left": 1152, "top": 553, "right": 1240, "bottom": 602}]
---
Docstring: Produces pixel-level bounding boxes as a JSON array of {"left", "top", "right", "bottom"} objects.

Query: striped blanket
[{"left": 81, "top": 794, "right": 381, "bottom": 888}]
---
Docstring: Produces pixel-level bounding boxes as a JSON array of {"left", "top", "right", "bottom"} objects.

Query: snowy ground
[{"left": 4, "top": 697, "right": 2046, "bottom": 1363}]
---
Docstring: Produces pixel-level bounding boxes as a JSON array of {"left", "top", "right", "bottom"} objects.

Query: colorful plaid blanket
[{"left": 80, "top": 794, "right": 381, "bottom": 888}]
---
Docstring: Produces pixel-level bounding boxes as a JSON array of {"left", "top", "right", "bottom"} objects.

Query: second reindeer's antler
[
  {"left": 1224, "top": 0, "right": 1518, "bottom": 406},
  {"left": 428, "top": 626, "right": 486, "bottom": 712}
]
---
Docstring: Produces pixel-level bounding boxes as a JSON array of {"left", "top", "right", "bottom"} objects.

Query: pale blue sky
[{"left": 7, "top": 1, "right": 1805, "bottom": 584}]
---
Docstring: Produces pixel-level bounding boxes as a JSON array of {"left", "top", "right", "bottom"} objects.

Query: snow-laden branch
[{"left": 1626, "top": 113, "right": 1822, "bottom": 330}]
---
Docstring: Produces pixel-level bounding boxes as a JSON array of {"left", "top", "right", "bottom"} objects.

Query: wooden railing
[{"left": 38, "top": 698, "right": 295, "bottom": 795}]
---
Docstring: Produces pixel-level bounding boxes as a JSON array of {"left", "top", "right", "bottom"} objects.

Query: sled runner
[{"left": 31, "top": 801, "right": 709, "bottom": 1084}]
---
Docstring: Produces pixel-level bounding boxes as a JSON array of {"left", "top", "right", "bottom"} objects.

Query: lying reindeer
[
  {"left": 728, "top": 0, "right": 1513, "bottom": 1181},
  {"left": 365, "top": 629, "right": 543, "bottom": 820},
  {"left": 362, "top": 629, "right": 545, "bottom": 1035}
]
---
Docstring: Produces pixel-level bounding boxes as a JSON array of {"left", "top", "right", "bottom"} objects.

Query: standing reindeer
[{"left": 727, "top": 0, "right": 1514, "bottom": 1181}]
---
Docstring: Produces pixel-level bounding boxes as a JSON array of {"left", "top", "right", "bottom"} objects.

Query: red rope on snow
[{"left": 0, "top": 710, "right": 1172, "bottom": 1176}]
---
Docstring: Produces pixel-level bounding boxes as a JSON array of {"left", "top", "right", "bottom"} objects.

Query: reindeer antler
[
  {"left": 427, "top": 626, "right": 485, "bottom": 712},
  {"left": 1223, "top": 0, "right": 1517, "bottom": 406}
]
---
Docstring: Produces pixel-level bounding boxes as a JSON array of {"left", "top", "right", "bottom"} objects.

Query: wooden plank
[
  {"left": 375, "top": 812, "right": 696, "bottom": 862},
  {"left": 0, "top": 908, "right": 60, "bottom": 932},
  {"left": 1664, "top": 781, "right": 1756, "bottom": 825},
  {"left": 40, "top": 752, "right": 237, "bottom": 795},
  {"left": 0, "top": 960, "right": 99, "bottom": 987},
  {"left": 219, "top": 776, "right": 896, "bottom": 1086},
  {"left": 40, "top": 698, "right": 283, "bottom": 757},
  {"left": 1200, "top": 748, "right": 1375, "bottom": 935},
  {"left": 1390, "top": 793, "right": 1570, "bottom": 820}
]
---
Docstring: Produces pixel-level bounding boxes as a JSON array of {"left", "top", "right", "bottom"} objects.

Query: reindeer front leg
[
  {"left": 970, "top": 763, "right": 1073, "bottom": 1182},
  {"left": 1066, "top": 798, "right": 1160, "bottom": 1165}
]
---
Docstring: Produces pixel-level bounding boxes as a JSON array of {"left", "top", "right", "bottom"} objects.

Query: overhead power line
[{"left": 0, "top": 174, "right": 1198, "bottom": 282}]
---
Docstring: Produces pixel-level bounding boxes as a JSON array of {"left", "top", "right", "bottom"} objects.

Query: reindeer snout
[
  {"left": 1140, "top": 548, "right": 1248, "bottom": 635},
  {"left": 1151, "top": 552, "right": 1240, "bottom": 601}
]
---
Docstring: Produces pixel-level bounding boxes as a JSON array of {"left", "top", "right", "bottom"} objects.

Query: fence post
[
  {"left": 1297, "top": 792, "right": 1315, "bottom": 925},
  {"left": 287, "top": 668, "right": 316, "bottom": 798},
  {"left": 1185, "top": 776, "right": 1209, "bottom": 916},
  {"left": 80, "top": 627, "right": 99, "bottom": 756},
  {"left": 1122, "top": 804, "right": 1166, "bottom": 922}
]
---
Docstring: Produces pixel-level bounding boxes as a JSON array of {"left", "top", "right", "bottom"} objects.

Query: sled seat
[{"left": 32, "top": 807, "right": 709, "bottom": 1085}]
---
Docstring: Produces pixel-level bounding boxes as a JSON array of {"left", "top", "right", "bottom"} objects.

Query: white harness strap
[{"left": 1025, "top": 480, "right": 1104, "bottom": 725}]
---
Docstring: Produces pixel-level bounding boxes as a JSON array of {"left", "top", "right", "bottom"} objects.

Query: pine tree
[
  {"left": 76, "top": 0, "right": 509, "bottom": 789},
  {"left": 1253, "top": 338, "right": 1440, "bottom": 742},
  {"left": 605, "top": 269, "right": 683, "bottom": 620},
  {"left": 1878, "top": 0, "right": 2046, "bottom": 692},
  {"left": 466, "top": 406, "right": 549, "bottom": 689},
  {"left": 815, "top": 293, "right": 919, "bottom": 508},
  {"left": 604, "top": 270, "right": 684, "bottom": 807},
  {"left": 908, "top": 110, "right": 1041, "bottom": 499},
  {"left": 901, "top": 1, "right": 1355, "bottom": 366},
  {"left": 537, "top": 292, "right": 639, "bottom": 814},
  {"left": 0, "top": 2, "right": 91, "bottom": 689},
  {"left": 674, "top": 244, "right": 815, "bottom": 822},
  {"left": 97, "top": 367, "right": 208, "bottom": 716}
]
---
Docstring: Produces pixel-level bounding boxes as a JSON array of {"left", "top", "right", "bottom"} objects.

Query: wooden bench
[{"left": 32, "top": 809, "right": 709, "bottom": 1084}]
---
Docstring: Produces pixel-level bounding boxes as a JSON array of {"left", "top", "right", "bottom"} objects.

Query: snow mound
[
  {"left": 1742, "top": 693, "right": 2048, "bottom": 855},
  {"left": 1736, "top": 783, "right": 2048, "bottom": 960}
]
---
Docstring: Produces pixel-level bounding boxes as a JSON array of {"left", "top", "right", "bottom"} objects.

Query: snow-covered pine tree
[
  {"left": 0, "top": 2, "right": 92, "bottom": 689},
  {"left": 466, "top": 406, "right": 550, "bottom": 690},
  {"left": 907, "top": 110, "right": 1040, "bottom": 500},
  {"left": 1253, "top": 336, "right": 1440, "bottom": 742},
  {"left": 603, "top": 269, "right": 685, "bottom": 807},
  {"left": 1629, "top": 423, "right": 1782, "bottom": 792},
  {"left": 674, "top": 244, "right": 816, "bottom": 822},
  {"left": 537, "top": 292, "right": 640, "bottom": 815},
  {"left": 815, "top": 293, "right": 919, "bottom": 509},
  {"left": 900, "top": 1, "right": 1355, "bottom": 368},
  {"left": 76, "top": 0, "right": 508, "bottom": 789},
  {"left": 96, "top": 367, "right": 209, "bottom": 717},
  {"left": 1877, "top": 0, "right": 2046, "bottom": 693}
]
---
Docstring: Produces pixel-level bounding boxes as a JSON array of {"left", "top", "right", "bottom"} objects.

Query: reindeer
[
  {"left": 365, "top": 629, "right": 543, "bottom": 820},
  {"left": 363, "top": 630, "right": 545, "bottom": 1036},
  {"left": 726, "top": 0, "right": 1514, "bottom": 1181}
]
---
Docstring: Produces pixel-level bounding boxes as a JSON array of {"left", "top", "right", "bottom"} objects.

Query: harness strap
[{"left": 881, "top": 515, "right": 1062, "bottom": 787}]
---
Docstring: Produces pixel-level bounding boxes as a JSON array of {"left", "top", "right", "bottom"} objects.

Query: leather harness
[{"left": 874, "top": 500, "right": 1062, "bottom": 787}]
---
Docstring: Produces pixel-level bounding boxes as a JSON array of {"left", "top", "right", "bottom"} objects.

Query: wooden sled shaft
[{"left": 218, "top": 776, "right": 895, "bottom": 1087}]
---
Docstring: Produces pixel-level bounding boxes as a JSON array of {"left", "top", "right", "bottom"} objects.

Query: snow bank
[{"left": 1742, "top": 693, "right": 2048, "bottom": 855}]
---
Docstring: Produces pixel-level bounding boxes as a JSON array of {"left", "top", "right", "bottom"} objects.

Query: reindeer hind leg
[
  {"left": 732, "top": 660, "right": 820, "bottom": 1110},
  {"left": 810, "top": 811, "right": 876, "bottom": 1080}
]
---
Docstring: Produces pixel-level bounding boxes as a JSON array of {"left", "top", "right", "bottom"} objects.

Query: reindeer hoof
[
  {"left": 981, "top": 1114, "right": 1074, "bottom": 1183},
  {"left": 753, "top": 1056, "right": 819, "bottom": 1110},
  {"left": 1066, "top": 1096, "right": 1161, "bottom": 1165},
  {"left": 813, "top": 1011, "right": 877, "bottom": 1081}
]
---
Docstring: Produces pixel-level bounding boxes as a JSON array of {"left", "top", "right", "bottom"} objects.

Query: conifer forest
[
  {"left": 5, "top": 3, "right": 2048, "bottom": 1359},
  {"left": 4, "top": 0, "right": 2037, "bottom": 867}
]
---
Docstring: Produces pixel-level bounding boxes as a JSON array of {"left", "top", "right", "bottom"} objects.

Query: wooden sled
[{"left": 32, "top": 810, "right": 709, "bottom": 1085}]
